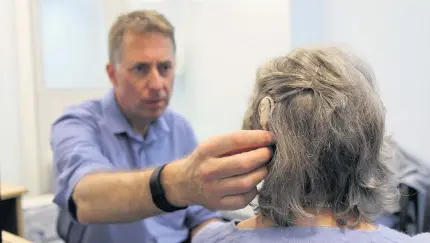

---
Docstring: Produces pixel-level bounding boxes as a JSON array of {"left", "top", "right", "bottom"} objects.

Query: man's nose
[{"left": 147, "top": 67, "right": 164, "bottom": 90}]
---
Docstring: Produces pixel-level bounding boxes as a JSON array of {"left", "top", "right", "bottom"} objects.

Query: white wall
[
  {"left": 0, "top": 0, "right": 126, "bottom": 194},
  {"left": 0, "top": 0, "right": 40, "bottom": 194},
  {"left": 0, "top": 0, "right": 23, "bottom": 186},
  {"left": 291, "top": 0, "right": 430, "bottom": 163},
  {"left": 182, "top": 0, "right": 291, "bottom": 141},
  {"left": 39, "top": 0, "right": 109, "bottom": 89}
]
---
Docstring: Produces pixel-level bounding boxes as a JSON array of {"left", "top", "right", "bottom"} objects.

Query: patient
[{"left": 193, "top": 46, "right": 430, "bottom": 242}]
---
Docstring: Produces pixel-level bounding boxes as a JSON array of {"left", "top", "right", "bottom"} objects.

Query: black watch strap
[{"left": 149, "top": 164, "right": 188, "bottom": 212}]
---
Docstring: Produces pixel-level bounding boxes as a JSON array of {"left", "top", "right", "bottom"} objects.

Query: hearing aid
[
  {"left": 259, "top": 96, "right": 276, "bottom": 163},
  {"left": 258, "top": 96, "right": 275, "bottom": 131}
]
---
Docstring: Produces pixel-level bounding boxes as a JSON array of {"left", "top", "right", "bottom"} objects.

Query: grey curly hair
[{"left": 242, "top": 46, "right": 399, "bottom": 227}]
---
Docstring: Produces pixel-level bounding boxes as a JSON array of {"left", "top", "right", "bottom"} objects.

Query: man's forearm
[{"left": 72, "top": 161, "right": 186, "bottom": 224}]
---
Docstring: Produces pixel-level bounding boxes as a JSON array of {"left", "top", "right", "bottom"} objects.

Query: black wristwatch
[{"left": 149, "top": 164, "right": 188, "bottom": 212}]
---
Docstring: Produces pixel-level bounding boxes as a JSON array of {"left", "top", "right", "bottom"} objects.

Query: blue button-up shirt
[{"left": 51, "top": 89, "right": 220, "bottom": 243}]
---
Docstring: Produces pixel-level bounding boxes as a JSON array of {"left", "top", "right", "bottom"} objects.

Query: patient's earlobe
[{"left": 259, "top": 96, "right": 275, "bottom": 130}]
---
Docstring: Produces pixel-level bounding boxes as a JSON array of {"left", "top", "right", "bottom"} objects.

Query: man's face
[{"left": 107, "top": 31, "right": 175, "bottom": 123}]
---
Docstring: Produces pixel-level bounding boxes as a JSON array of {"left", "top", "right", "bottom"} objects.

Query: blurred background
[{"left": 1, "top": 0, "right": 429, "bottom": 241}]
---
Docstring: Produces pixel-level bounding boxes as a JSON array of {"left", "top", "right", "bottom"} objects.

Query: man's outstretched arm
[{"left": 53, "top": 115, "right": 273, "bottom": 224}]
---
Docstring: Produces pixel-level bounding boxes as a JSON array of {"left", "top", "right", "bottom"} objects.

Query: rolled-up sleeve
[{"left": 51, "top": 111, "right": 115, "bottom": 217}]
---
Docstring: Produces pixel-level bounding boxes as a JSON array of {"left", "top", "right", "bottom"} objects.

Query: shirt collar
[{"left": 101, "top": 89, "right": 170, "bottom": 141}]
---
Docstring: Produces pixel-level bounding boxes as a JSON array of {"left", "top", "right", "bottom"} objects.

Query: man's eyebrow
[
  {"left": 158, "top": 60, "right": 173, "bottom": 64},
  {"left": 131, "top": 62, "right": 150, "bottom": 66},
  {"left": 132, "top": 60, "right": 172, "bottom": 65}
]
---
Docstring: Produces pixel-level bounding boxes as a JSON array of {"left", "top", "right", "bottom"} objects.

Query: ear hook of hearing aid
[
  {"left": 259, "top": 96, "right": 274, "bottom": 131},
  {"left": 259, "top": 96, "right": 276, "bottom": 163}
]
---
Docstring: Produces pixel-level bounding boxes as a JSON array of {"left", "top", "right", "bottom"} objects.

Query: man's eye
[
  {"left": 158, "top": 63, "right": 172, "bottom": 75},
  {"left": 133, "top": 64, "right": 150, "bottom": 75},
  {"left": 159, "top": 62, "right": 172, "bottom": 71}
]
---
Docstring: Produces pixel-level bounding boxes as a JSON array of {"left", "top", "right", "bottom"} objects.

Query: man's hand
[{"left": 163, "top": 130, "right": 274, "bottom": 210}]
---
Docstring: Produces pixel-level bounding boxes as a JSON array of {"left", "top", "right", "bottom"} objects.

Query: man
[{"left": 52, "top": 10, "right": 273, "bottom": 243}]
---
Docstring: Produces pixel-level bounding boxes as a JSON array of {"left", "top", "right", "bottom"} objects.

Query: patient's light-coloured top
[{"left": 193, "top": 220, "right": 430, "bottom": 243}]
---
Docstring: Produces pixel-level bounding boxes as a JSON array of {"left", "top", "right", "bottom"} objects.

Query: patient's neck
[{"left": 237, "top": 209, "right": 376, "bottom": 230}]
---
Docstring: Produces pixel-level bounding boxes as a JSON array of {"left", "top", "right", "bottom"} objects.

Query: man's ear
[{"left": 106, "top": 63, "right": 117, "bottom": 86}]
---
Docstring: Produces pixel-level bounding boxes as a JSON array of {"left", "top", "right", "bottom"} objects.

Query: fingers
[
  {"left": 190, "top": 130, "right": 274, "bottom": 210},
  {"left": 216, "top": 166, "right": 268, "bottom": 195},
  {"left": 203, "top": 165, "right": 266, "bottom": 208},
  {"left": 201, "top": 147, "right": 273, "bottom": 181},
  {"left": 198, "top": 130, "right": 275, "bottom": 157},
  {"left": 219, "top": 187, "right": 258, "bottom": 210}
]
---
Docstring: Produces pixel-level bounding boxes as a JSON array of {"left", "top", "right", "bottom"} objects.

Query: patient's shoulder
[
  {"left": 378, "top": 225, "right": 411, "bottom": 242},
  {"left": 408, "top": 233, "right": 430, "bottom": 242},
  {"left": 378, "top": 226, "right": 430, "bottom": 243},
  {"left": 192, "top": 220, "right": 239, "bottom": 243}
]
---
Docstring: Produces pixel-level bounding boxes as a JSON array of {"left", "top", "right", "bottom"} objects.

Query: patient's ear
[{"left": 259, "top": 96, "right": 274, "bottom": 130}]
